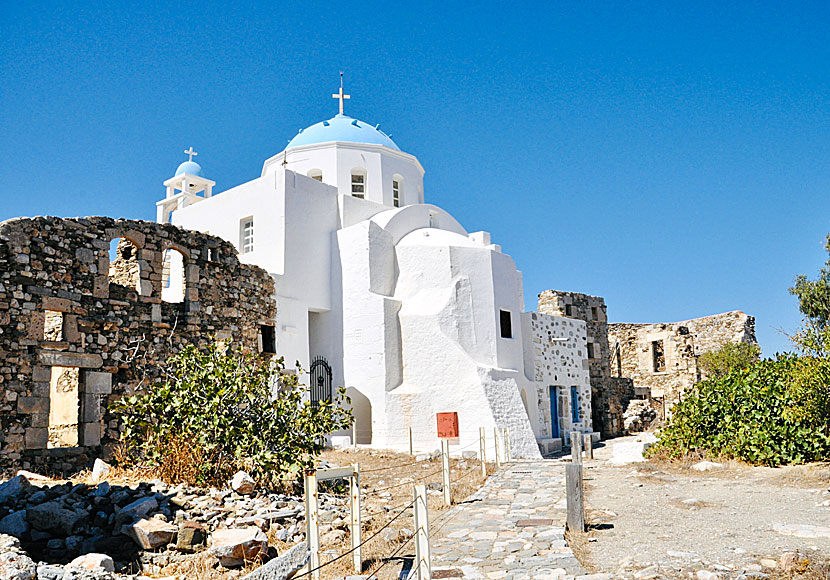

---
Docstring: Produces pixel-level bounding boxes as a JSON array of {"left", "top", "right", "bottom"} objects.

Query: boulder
[
  {"left": 209, "top": 528, "right": 268, "bottom": 567},
  {"left": 0, "top": 511, "right": 28, "bottom": 538},
  {"left": 27, "top": 502, "right": 89, "bottom": 535},
  {"left": 117, "top": 496, "right": 158, "bottom": 519},
  {"left": 126, "top": 518, "right": 177, "bottom": 549},
  {"left": 68, "top": 553, "right": 115, "bottom": 573},
  {"left": 0, "top": 550, "right": 36, "bottom": 580},
  {"left": 90, "top": 459, "right": 111, "bottom": 483},
  {"left": 230, "top": 471, "right": 256, "bottom": 495},
  {"left": 241, "top": 541, "right": 309, "bottom": 580},
  {"left": 0, "top": 476, "right": 30, "bottom": 503},
  {"left": 175, "top": 521, "right": 206, "bottom": 552}
]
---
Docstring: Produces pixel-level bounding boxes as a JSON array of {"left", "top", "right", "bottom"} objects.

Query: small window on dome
[{"left": 351, "top": 172, "right": 365, "bottom": 199}]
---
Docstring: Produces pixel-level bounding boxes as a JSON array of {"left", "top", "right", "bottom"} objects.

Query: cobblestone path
[{"left": 429, "top": 460, "right": 587, "bottom": 580}]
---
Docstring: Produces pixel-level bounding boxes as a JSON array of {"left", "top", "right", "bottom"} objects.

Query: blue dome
[
  {"left": 175, "top": 161, "right": 203, "bottom": 177},
  {"left": 287, "top": 114, "right": 399, "bottom": 150}
]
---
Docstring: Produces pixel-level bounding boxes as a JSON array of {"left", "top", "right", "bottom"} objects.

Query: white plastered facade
[{"left": 164, "top": 122, "right": 595, "bottom": 457}]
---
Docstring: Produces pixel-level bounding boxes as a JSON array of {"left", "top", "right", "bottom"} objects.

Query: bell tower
[{"left": 157, "top": 147, "right": 216, "bottom": 224}]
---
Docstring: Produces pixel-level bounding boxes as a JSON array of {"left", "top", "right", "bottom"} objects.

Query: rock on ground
[
  {"left": 90, "top": 459, "right": 112, "bottom": 483},
  {"left": 127, "top": 518, "right": 177, "bottom": 549},
  {"left": 230, "top": 471, "right": 256, "bottom": 495},
  {"left": 241, "top": 542, "right": 309, "bottom": 580},
  {"left": 209, "top": 528, "right": 269, "bottom": 567},
  {"left": 68, "top": 553, "right": 115, "bottom": 572}
]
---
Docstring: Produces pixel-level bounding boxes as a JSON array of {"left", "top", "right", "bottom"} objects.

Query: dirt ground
[{"left": 575, "top": 434, "right": 830, "bottom": 577}]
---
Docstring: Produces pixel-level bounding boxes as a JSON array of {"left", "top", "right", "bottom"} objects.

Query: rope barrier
[
  {"left": 369, "top": 464, "right": 446, "bottom": 494},
  {"left": 366, "top": 530, "right": 418, "bottom": 578},
  {"left": 293, "top": 497, "right": 417, "bottom": 579}
]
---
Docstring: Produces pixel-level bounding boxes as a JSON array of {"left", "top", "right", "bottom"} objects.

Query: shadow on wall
[{"left": 347, "top": 387, "right": 372, "bottom": 444}]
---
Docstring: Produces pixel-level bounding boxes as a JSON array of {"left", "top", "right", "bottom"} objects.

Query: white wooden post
[
  {"left": 583, "top": 434, "right": 593, "bottom": 460},
  {"left": 409, "top": 426, "right": 414, "bottom": 456},
  {"left": 494, "top": 427, "right": 501, "bottom": 469},
  {"left": 441, "top": 438, "right": 451, "bottom": 506},
  {"left": 414, "top": 484, "right": 431, "bottom": 580},
  {"left": 570, "top": 432, "right": 582, "bottom": 465},
  {"left": 350, "top": 463, "right": 361, "bottom": 573},
  {"left": 304, "top": 469, "right": 320, "bottom": 580},
  {"left": 352, "top": 420, "right": 357, "bottom": 450},
  {"left": 504, "top": 428, "right": 512, "bottom": 462},
  {"left": 479, "top": 427, "right": 487, "bottom": 478}
]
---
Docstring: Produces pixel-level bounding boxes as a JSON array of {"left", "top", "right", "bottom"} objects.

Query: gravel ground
[{"left": 577, "top": 434, "right": 830, "bottom": 577}]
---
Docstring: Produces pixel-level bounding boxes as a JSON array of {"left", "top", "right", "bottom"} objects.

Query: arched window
[
  {"left": 307, "top": 169, "right": 323, "bottom": 182},
  {"left": 161, "top": 247, "right": 187, "bottom": 304},
  {"left": 108, "top": 237, "right": 147, "bottom": 296},
  {"left": 392, "top": 175, "right": 403, "bottom": 207},
  {"left": 351, "top": 170, "right": 365, "bottom": 199}
]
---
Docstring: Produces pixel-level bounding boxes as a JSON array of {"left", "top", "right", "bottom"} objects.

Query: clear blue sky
[{"left": 1, "top": 2, "right": 828, "bottom": 355}]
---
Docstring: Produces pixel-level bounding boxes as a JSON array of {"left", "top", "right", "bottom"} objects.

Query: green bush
[
  {"left": 648, "top": 354, "right": 830, "bottom": 466},
  {"left": 697, "top": 342, "right": 760, "bottom": 380},
  {"left": 114, "top": 341, "right": 353, "bottom": 487}
]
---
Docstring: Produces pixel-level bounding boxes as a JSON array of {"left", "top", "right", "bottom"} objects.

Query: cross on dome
[
  {"left": 184, "top": 146, "right": 198, "bottom": 162},
  {"left": 331, "top": 72, "right": 351, "bottom": 115}
]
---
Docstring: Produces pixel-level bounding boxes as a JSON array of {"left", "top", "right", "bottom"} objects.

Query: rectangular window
[
  {"left": 586, "top": 342, "right": 595, "bottom": 359},
  {"left": 571, "top": 386, "right": 580, "bottom": 423},
  {"left": 499, "top": 309, "right": 512, "bottom": 339},
  {"left": 591, "top": 306, "right": 598, "bottom": 320},
  {"left": 652, "top": 340, "right": 665, "bottom": 372},
  {"left": 49, "top": 366, "right": 79, "bottom": 448},
  {"left": 260, "top": 325, "right": 276, "bottom": 354},
  {"left": 392, "top": 180, "right": 400, "bottom": 207},
  {"left": 43, "top": 310, "right": 64, "bottom": 341},
  {"left": 565, "top": 304, "right": 573, "bottom": 316},
  {"left": 240, "top": 218, "right": 254, "bottom": 254},
  {"left": 351, "top": 174, "right": 365, "bottom": 198}
]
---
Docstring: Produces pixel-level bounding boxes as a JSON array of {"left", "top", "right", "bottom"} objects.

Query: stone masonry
[
  {"left": 608, "top": 311, "right": 757, "bottom": 414},
  {"left": 538, "top": 291, "right": 634, "bottom": 439},
  {"left": 0, "top": 216, "right": 276, "bottom": 473}
]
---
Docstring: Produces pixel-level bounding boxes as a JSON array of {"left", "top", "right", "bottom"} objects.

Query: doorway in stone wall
[
  {"left": 48, "top": 366, "right": 80, "bottom": 448},
  {"left": 549, "top": 385, "right": 560, "bottom": 439}
]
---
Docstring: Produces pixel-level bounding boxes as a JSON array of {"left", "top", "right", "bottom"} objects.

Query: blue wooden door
[{"left": 549, "top": 386, "right": 559, "bottom": 439}]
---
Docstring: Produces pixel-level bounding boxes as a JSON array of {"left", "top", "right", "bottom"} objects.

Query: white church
[{"left": 156, "top": 82, "right": 595, "bottom": 458}]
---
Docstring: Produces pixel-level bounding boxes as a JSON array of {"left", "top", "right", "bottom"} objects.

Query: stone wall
[
  {"left": 538, "top": 290, "right": 633, "bottom": 438},
  {"left": 523, "top": 311, "right": 592, "bottom": 447},
  {"left": 0, "top": 216, "right": 276, "bottom": 473},
  {"left": 608, "top": 311, "right": 757, "bottom": 412}
]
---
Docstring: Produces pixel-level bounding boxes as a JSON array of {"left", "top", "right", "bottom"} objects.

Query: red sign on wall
[{"left": 436, "top": 412, "right": 459, "bottom": 438}]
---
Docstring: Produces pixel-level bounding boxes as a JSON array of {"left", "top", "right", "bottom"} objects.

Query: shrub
[
  {"left": 113, "top": 341, "right": 353, "bottom": 487},
  {"left": 647, "top": 354, "right": 830, "bottom": 466},
  {"left": 697, "top": 342, "right": 760, "bottom": 380}
]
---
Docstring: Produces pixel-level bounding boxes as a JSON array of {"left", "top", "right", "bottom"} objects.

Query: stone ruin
[
  {"left": 538, "top": 290, "right": 758, "bottom": 437},
  {"left": 0, "top": 216, "right": 276, "bottom": 474}
]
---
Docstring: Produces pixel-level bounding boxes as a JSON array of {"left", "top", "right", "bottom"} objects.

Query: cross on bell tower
[
  {"left": 332, "top": 71, "right": 350, "bottom": 115},
  {"left": 184, "top": 146, "right": 198, "bottom": 162}
]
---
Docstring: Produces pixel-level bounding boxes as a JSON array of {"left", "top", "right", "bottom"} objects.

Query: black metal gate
[{"left": 309, "top": 356, "right": 332, "bottom": 407}]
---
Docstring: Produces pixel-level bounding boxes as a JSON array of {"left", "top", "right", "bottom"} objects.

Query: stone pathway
[{"left": 428, "top": 460, "right": 587, "bottom": 580}]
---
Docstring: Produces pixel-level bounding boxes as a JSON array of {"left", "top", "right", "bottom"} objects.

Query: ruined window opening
[
  {"left": 586, "top": 342, "right": 595, "bottom": 359},
  {"left": 161, "top": 248, "right": 187, "bottom": 304},
  {"left": 108, "top": 237, "right": 144, "bottom": 295},
  {"left": 48, "top": 366, "right": 79, "bottom": 448},
  {"left": 565, "top": 304, "right": 573, "bottom": 317},
  {"left": 499, "top": 309, "right": 512, "bottom": 339},
  {"left": 571, "top": 386, "right": 580, "bottom": 423},
  {"left": 591, "top": 306, "right": 598, "bottom": 320},
  {"left": 207, "top": 247, "right": 217, "bottom": 262},
  {"left": 240, "top": 218, "right": 254, "bottom": 254},
  {"left": 652, "top": 340, "right": 666, "bottom": 372},
  {"left": 43, "top": 310, "right": 64, "bottom": 341},
  {"left": 260, "top": 325, "right": 276, "bottom": 354}
]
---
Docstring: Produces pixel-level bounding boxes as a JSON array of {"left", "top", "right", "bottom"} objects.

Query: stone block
[
  {"left": 27, "top": 311, "right": 44, "bottom": 340},
  {"left": 31, "top": 366, "right": 52, "bottom": 382},
  {"left": 93, "top": 276, "right": 108, "bottom": 298},
  {"left": 209, "top": 528, "right": 268, "bottom": 567},
  {"left": 81, "top": 395, "right": 101, "bottom": 422},
  {"left": 17, "top": 397, "right": 49, "bottom": 415},
  {"left": 41, "top": 297, "right": 72, "bottom": 312},
  {"left": 241, "top": 541, "right": 309, "bottom": 580},
  {"left": 24, "top": 428, "right": 48, "bottom": 449},
  {"left": 127, "top": 518, "right": 177, "bottom": 549},
  {"left": 32, "top": 383, "right": 49, "bottom": 398},
  {"left": 75, "top": 248, "right": 95, "bottom": 263},
  {"left": 29, "top": 414, "right": 48, "bottom": 428},
  {"left": 80, "top": 423, "right": 101, "bottom": 446},
  {"left": 63, "top": 315, "right": 80, "bottom": 342},
  {"left": 38, "top": 352, "right": 102, "bottom": 368},
  {"left": 84, "top": 371, "right": 112, "bottom": 394}
]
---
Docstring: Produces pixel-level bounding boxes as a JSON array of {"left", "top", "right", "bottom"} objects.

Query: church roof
[{"left": 287, "top": 114, "right": 400, "bottom": 151}]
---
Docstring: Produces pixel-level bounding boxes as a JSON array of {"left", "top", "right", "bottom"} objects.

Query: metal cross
[
  {"left": 184, "top": 146, "right": 198, "bottom": 162},
  {"left": 331, "top": 71, "right": 350, "bottom": 115}
]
